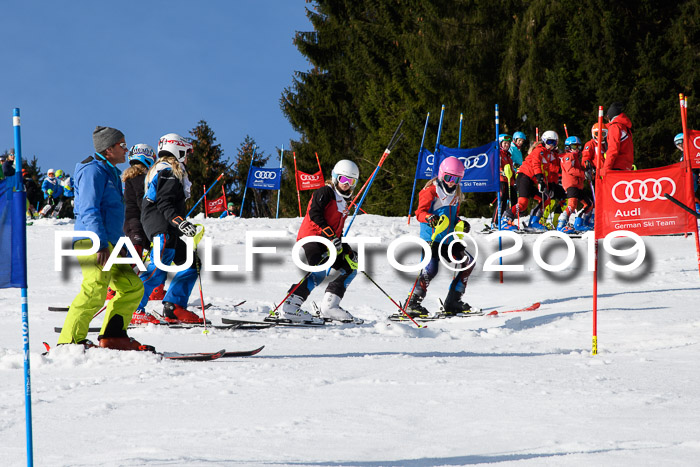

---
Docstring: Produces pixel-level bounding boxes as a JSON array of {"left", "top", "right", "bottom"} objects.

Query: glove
[
  {"left": 585, "top": 168, "right": 595, "bottom": 181},
  {"left": 332, "top": 237, "right": 342, "bottom": 253},
  {"left": 344, "top": 248, "right": 358, "bottom": 270},
  {"left": 534, "top": 174, "right": 546, "bottom": 193},
  {"left": 426, "top": 214, "right": 439, "bottom": 228},
  {"left": 456, "top": 216, "right": 471, "bottom": 233},
  {"left": 177, "top": 219, "right": 197, "bottom": 237},
  {"left": 47, "top": 189, "right": 53, "bottom": 196},
  {"left": 583, "top": 160, "right": 593, "bottom": 170}
]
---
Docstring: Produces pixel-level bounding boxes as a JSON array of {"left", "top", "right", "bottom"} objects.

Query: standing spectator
[
  {"left": 22, "top": 169, "right": 41, "bottom": 218},
  {"left": 509, "top": 131, "right": 527, "bottom": 169},
  {"left": 57, "top": 126, "right": 152, "bottom": 351},
  {"left": 0, "top": 151, "right": 16, "bottom": 179},
  {"left": 603, "top": 102, "right": 634, "bottom": 175}
]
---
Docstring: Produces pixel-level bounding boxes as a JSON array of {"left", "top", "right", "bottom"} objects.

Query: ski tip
[
  {"left": 487, "top": 311, "right": 499, "bottom": 316},
  {"left": 42, "top": 342, "right": 51, "bottom": 352}
]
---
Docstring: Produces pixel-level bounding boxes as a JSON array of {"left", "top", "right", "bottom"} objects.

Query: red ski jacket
[
  {"left": 560, "top": 151, "right": 585, "bottom": 190},
  {"left": 604, "top": 113, "right": 634, "bottom": 172}
]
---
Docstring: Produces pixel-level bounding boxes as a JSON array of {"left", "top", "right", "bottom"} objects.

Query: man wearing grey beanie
[{"left": 58, "top": 125, "right": 154, "bottom": 352}]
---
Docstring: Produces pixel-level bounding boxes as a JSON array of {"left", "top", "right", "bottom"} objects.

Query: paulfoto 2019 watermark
[{"left": 54, "top": 230, "right": 647, "bottom": 274}]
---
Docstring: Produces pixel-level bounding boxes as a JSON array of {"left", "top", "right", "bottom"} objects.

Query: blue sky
[{"left": 1, "top": 1, "right": 312, "bottom": 174}]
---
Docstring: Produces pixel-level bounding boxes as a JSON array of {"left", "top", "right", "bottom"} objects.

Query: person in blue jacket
[
  {"left": 57, "top": 126, "right": 152, "bottom": 352},
  {"left": 509, "top": 131, "right": 527, "bottom": 169},
  {"left": 41, "top": 168, "right": 63, "bottom": 216}
]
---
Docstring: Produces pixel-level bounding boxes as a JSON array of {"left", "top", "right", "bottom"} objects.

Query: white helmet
[
  {"left": 331, "top": 159, "right": 359, "bottom": 199},
  {"left": 541, "top": 130, "right": 559, "bottom": 146},
  {"left": 158, "top": 133, "right": 193, "bottom": 163}
]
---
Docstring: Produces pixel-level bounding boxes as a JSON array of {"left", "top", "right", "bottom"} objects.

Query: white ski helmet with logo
[
  {"left": 158, "top": 133, "right": 193, "bottom": 163},
  {"left": 541, "top": 130, "right": 559, "bottom": 146},
  {"left": 331, "top": 159, "right": 360, "bottom": 198},
  {"left": 128, "top": 143, "right": 156, "bottom": 168}
]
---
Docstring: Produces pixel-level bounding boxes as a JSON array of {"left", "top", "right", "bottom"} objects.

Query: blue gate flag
[
  {"left": 0, "top": 179, "right": 28, "bottom": 288},
  {"left": 246, "top": 166, "right": 282, "bottom": 190},
  {"left": 435, "top": 142, "right": 499, "bottom": 193},
  {"left": 416, "top": 148, "right": 436, "bottom": 180}
]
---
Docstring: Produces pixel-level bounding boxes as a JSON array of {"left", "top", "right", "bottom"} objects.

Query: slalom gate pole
[
  {"left": 14, "top": 108, "right": 34, "bottom": 467},
  {"left": 239, "top": 145, "right": 257, "bottom": 217},
  {"left": 293, "top": 152, "right": 302, "bottom": 217},
  {"left": 404, "top": 215, "right": 449, "bottom": 322},
  {"left": 592, "top": 105, "right": 604, "bottom": 355},
  {"left": 458, "top": 112, "right": 464, "bottom": 148},
  {"left": 495, "top": 104, "right": 503, "bottom": 283},
  {"left": 362, "top": 271, "right": 423, "bottom": 328},
  {"left": 564, "top": 123, "right": 569, "bottom": 138},
  {"left": 186, "top": 173, "right": 224, "bottom": 218},
  {"left": 276, "top": 145, "right": 284, "bottom": 219},
  {"left": 434, "top": 105, "right": 445, "bottom": 154},
  {"left": 679, "top": 94, "right": 700, "bottom": 280},
  {"left": 408, "top": 112, "right": 430, "bottom": 224},
  {"left": 343, "top": 120, "right": 404, "bottom": 236}
]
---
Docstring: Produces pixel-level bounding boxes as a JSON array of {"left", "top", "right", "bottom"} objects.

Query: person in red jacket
[
  {"left": 492, "top": 134, "right": 516, "bottom": 227},
  {"left": 582, "top": 122, "right": 608, "bottom": 176},
  {"left": 557, "top": 136, "right": 593, "bottom": 233},
  {"left": 280, "top": 160, "right": 360, "bottom": 323},
  {"left": 501, "top": 130, "right": 560, "bottom": 231},
  {"left": 603, "top": 102, "right": 634, "bottom": 175}
]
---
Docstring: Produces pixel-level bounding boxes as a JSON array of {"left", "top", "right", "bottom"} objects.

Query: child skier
[
  {"left": 281, "top": 160, "right": 361, "bottom": 323},
  {"left": 492, "top": 134, "right": 516, "bottom": 228},
  {"left": 557, "top": 136, "right": 593, "bottom": 233},
  {"left": 406, "top": 156, "right": 474, "bottom": 317},
  {"left": 139, "top": 133, "right": 205, "bottom": 324}
]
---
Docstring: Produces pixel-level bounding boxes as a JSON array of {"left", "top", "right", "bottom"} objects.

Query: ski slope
[{"left": 1, "top": 215, "right": 699, "bottom": 466}]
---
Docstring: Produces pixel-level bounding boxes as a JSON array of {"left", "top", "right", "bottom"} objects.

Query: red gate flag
[
  {"left": 206, "top": 194, "right": 226, "bottom": 215},
  {"left": 687, "top": 129, "right": 700, "bottom": 169},
  {"left": 296, "top": 169, "right": 324, "bottom": 191},
  {"left": 594, "top": 162, "right": 696, "bottom": 239}
]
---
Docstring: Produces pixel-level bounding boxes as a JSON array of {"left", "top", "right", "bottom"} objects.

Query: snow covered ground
[{"left": 1, "top": 214, "right": 700, "bottom": 466}]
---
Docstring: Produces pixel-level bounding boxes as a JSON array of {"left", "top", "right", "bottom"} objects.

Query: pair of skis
[
  {"left": 42, "top": 343, "right": 265, "bottom": 362},
  {"left": 388, "top": 302, "right": 541, "bottom": 322}
]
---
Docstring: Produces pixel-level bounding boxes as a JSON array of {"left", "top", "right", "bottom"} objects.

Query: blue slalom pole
[
  {"left": 14, "top": 108, "right": 33, "bottom": 467},
  {"left": 434, "top": 104, "right": 445, "bottom": 155},
  {"left": 458, "top": 113, "right": 463, "bottom": 148},
  {"left": 407, "top": 113, "right": 430, "bottom": 224},
  {"left": 239, "top": 145, "right": 257, "bottom": 217},
  {"left": 186, "top": 173, "right": 224, "bottom": 218},
  {"left": 495, "top": 104, "right": 504, "bottom": 281},
  {"left": 276, "top": 145, "right": 284, "bottom": 219}
]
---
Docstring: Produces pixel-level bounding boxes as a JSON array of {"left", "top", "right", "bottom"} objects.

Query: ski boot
[
  {"left": 556, "top": 215, "right": 575, "bottom": 234},
  {"left": 162, "top": 302, "right": 208, "bottom": 324},
  {"left": 280, "top": 294, "right": 322, "bottom": 323},
  {"left": 98, "top": 336, "right": 155, "bottom": 352},
  {"left": 130, "top": 308, "right": 162, "bottom": 326},
  {"left": 500, "top": 214, "right": 519, "bottom": 231},
  {"left": 527, "top": 215, "right": 548, "bottom": 231},
  {"left": 405, "top": 293, "right": 430, "bottom": 318},
  {"left": 441, "top": 290, "right": 473, "bottom": 316},
  {"left": 320, "top": 292, "right": 356, "bottom": 323}
]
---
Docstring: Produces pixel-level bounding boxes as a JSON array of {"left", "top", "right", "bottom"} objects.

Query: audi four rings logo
[
  {"left": 254, "top": 171, "right": 277, "bottom": 179},
  {"left": 459, "top": 153, "right": 488, "bottom": 169},
  {"left": 611, "top": 177, "right": 676, "bottom": 203},
  {"left": 299, "top": 173, "right": 321, "bottom": 181}
]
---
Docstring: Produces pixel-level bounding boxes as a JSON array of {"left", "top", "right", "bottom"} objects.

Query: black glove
[
  {"left": 332, "top": 237, "right": 342, "bottom": 253},
  {"left": 585, "top": 168, "right": 595, "bottom": 181},
  {"left": 177, "top": 219, "right": 197, "bottom": 237},
  {"left": 426, "top": 214, "right": 439, "bottom": 228},
  {"left": 344, "top": 247, "right": 358, "bottom": 270},
  {"left": 583, "top": 160, "right": 593, "bottom": 170},
  {"left": 534, "top": 174, "right": 546, "bottom": 193},
  {"left": 457, "top": 216, "right": 471, "bottom": 233}
]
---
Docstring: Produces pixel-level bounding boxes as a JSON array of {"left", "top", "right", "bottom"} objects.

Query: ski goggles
[
  {"left": 544, "top": 139, "right": 558, "bottom": 146},
  {"left": 500, "top": 135, "right": 513, "bottom": 142},
  {"left": 442, "top": 173, "right": 462, "bottom": 184},
  {"left": 337, "top": 175, "right": 357, "bottom": 187},
  {"left": 566, "top": 144, "right": 582, "bottom": 151}
]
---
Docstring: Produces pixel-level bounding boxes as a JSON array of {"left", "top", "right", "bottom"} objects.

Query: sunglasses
[
  {"left": 544, "top": 139, "right": 558, "bottom": 146},
  {"left": 119, "top": 142, "right": 128, "bottom": 150},
  {"left": 442, "top": 173, "right": 461, "bottom": 184},
  {"left": 337, "top": 175, "right": 357, "bottom": 187},
  {"left": 567, "top": 144, "right": 582, "bottom": 151}
]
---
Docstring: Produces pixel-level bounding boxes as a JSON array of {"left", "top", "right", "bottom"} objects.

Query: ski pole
[
  {"left": 664, "top": 193, "right": 700, "bottom": 218},
  {"left": 186, "top": 173, "right": 224, "bottom": 218},
  {"left": 404, "top": 215, "right": 450, "bottom": 316},
  {"left": 193, "top": 225, "right": 208, "bottom": 333},
  {"left": 361, "top": 271, "right": 424, "bottom": 328}
]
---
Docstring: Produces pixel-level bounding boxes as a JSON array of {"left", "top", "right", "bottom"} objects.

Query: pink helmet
[{"left": 438, "top": 156, "right": 465, "bottom": 183}]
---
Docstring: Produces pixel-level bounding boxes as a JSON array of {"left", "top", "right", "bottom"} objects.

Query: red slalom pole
[{"left": 592, "top": 105, "right": 604, "bottom": 355}]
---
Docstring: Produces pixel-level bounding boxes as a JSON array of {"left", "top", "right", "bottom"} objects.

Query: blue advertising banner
[
  {"left": 246, "top": 166, "right": 282, "bottom": 190},
  {"left": 436, "top": 142, "right": 499, "bottom": 193},
  {"left": 416, "top": 148, "right": 436, "bottom": 180}
]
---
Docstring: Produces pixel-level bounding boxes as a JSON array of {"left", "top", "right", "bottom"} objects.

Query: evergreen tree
[{"left": 187, "top": 120, "right": 234, "bottom": 216}]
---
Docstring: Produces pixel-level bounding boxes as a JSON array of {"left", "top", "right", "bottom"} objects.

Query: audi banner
[
  {"left": 205, "top": 194, "right": 226, "bottom": 214},
  {"left": 246, "top": 166, "right": 282, "bottom": 190},
  {"left": 595, "top": 162, "right": 696, "bottom": 238},
  {"left": 437, "top": 142, "right": 500, "bottom": 193},
  {"left": 416, "top": 148, "right": 436, "bottom": 180},
  {"left": 688, "top": 129, "right": 700, "bottom": 169},
  {"left": 296, "top": 169, "right": 325, "bottom": 191}
]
